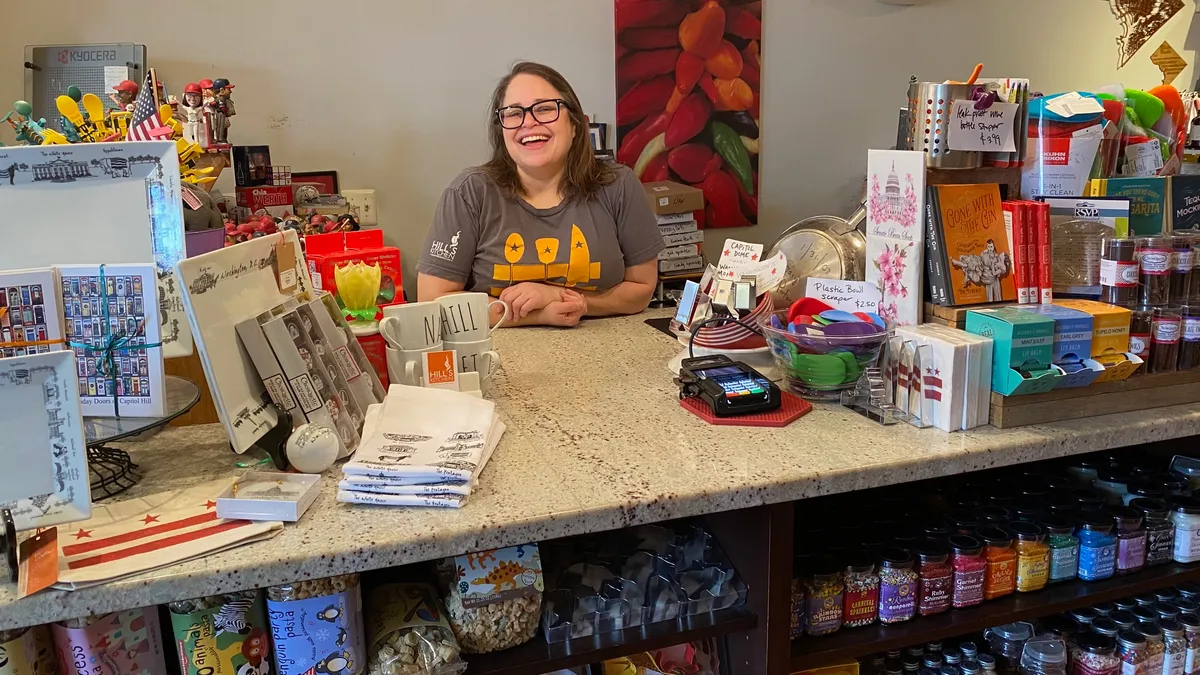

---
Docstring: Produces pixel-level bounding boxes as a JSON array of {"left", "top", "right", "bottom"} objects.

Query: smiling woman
[{"left": 416, "top": 62, "right": 665, "bottom": 328}]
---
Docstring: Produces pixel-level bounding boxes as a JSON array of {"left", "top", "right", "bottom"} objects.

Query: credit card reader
[{"left": 678, "top": 355, "right": 781, "bottom": 417}]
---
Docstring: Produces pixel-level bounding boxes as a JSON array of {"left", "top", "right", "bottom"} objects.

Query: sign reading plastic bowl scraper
[{"left": 0, "top": 141, "right": 192, "bottom": 357}]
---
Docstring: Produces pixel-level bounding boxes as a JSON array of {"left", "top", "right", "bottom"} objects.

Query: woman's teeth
[{"left": 521, "top": 135, "right": 549, "bottom": 145}]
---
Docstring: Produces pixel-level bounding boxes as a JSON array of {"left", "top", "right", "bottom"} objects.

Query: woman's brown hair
[{"left": 482, "top": 61, "right": 614, "bottom": 201}]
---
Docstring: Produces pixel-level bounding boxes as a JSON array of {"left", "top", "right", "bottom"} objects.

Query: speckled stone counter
[{"left": 2, "top": 310, "right": 1199, "bottom": 629}]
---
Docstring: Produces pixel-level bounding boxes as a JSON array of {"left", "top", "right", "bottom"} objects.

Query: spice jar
[
  {"left": 985, "top": 623, "right": 1035, "bottom": 674},
  {"left": 1119, "top": 599, "right": 1141, "bottom": 612},
  {"left": 1133, "top": 607, "right": 1160, "bottom": 624},
  {"left": 979, "top": 654, "right": 999, "bottom": 675},
  {"left": 878, "top": 547, "right": 918, "bottom": 625},
  {"left": 1112, "top": 506, "right": 1148, "bottom": 575},
  {"left": 979, "top": 526, "right": 1017, "bottom": 600},
  {"left": 1125, "top": 479, "right": 1169, "bottom": 506},
  {"left": 1118, "top": 630, "right": 1149, "bottom": 675},
  {"left": 1095, "top": 618, "right": 1122, "bottom": 638},
  {"left": 804, "top": 557, "right": 845, "bottom": 636},
  {"left": 1022, "top": 636, "right": 1069, "bottom": 675},
  {"left": 1162, "top": 604, "right": 1184, "bottom": 622},
  {"left": 1138, "top": 622, "right": 1166, "bottom": 675},
  {"left": 1173, "top": 236, "right": 1196, "bottom": 306},
  {"left": 1176, "top": 600, "right": 1200, "bottom": 616},
  {"left": 1131, "top": 498, "right": 1177, "bottom": 568},
  {"left": 1139, "top": 237, "right": 1174, "bottom": 306},
  {"left": 1175, "top": 613, "right": 1200, "bottom": 675},
  {"left": 1180, "top": 584, "right": 1200, "bottom": 601},
  {"left": 1096, "top": 469, "right": 1133, "bottom": 505},
  {"left": 951, "top": 511, "right": 981, "bottom": 536},
  {"left": 1041, "top": 515, "right": 1080, "bottom": 583},
  {"left": 950, "top": 534, "right": 987, "bottom": 609},
  {"left": 1074, "top": 608, "right": 1102, "bottom": 627},
  {"left": 1080, "top": 489, "right": 1112, "bottom": 513},
  {"left": 1180, "top": 305, "right": 1200, "bottom": 370},
  {"left": 1012, "top": 522, "right": 1050, "bottom": 592},
  {"left": 1104, "top": 237, "right": 1142, "bottom": 307},
  {"left": 1171, "top": 497, "right": 1200, "bottom": 563},
  {"left": 1165, "top": 619, "right": 1188, "bottom": 675},
  {"left": 1074, "top": 633, "right": 1119, "bottom": 675},
  {"left": 982, "top": 505, "right": 1013, "bottom": 526},
  {"left": 1078, "top": 515, "right": 1118, "bottom": 581},
  {"left": 916, "top": 546, "right": 952, "bottom": 616},
  {"left": 1139, "top": 594, "right": 1162, "bottom": 607},
  {"left": 843, "top": 552, "right": 881, "bottom": 628},
  {"left": 1113, "top": 611, "right": 1139, "bottom": 632},
  {"left": 1151, "top": 309, "right": 1183, "bottom": 374},
  {"left": 1132, "top": 308, "right": 1154, "bottom": 375}
]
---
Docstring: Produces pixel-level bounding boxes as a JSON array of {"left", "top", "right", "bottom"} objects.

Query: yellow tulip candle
[{"left": 334, "top": 261, "right": 382, "bottom": 321}]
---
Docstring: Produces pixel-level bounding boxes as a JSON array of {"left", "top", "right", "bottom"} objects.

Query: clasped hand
[{"left": 499, "top": 282, "right": 587, "bottom": 327}]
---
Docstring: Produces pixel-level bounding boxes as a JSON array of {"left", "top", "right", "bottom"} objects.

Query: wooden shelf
[
  {"left": 790, "top": 563, "right": 1200, "bottom": 671},
  {"left": 464, "top": 606, "right": 756, "bottom": 675}
]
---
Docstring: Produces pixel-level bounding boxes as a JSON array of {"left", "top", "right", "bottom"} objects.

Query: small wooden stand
[
  {"left": 926, "top": 165, "right": 1023, "bottom": 200},
  {"left": 923, "top": 301, "right": 1012, "bottom": 329},
  {"left": 989, "top": 369, "right": 1200, "bottom": 428}
]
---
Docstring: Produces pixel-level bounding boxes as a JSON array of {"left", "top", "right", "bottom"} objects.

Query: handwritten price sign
[
  {"left": 804, "top": 278, "right": 882, "bottom": 313},
  {"left": 947, "top": 100, "right": 1018, "bottom": 153}
]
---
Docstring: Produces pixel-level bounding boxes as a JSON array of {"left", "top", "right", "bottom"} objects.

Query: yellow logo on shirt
[{"left": 490, "top": 224, "right": 601, "bottom": 295}]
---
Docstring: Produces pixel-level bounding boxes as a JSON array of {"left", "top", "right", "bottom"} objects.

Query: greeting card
[{"left": 866, "top": 150, "right": 926, "bottom": 326}]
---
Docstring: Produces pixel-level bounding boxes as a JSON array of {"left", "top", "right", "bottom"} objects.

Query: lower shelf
[
  {"left": 791, "top": 562, "right": 1200, "bottom": 671},
  {"left": 464, "top": 606, "right": 757, "bottom": 675}
]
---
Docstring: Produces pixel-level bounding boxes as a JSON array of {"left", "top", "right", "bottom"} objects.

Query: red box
[
  {"left": 305, "top": 229, "right": 404, "bottom": 310},
  {"left": 236, "top": 185, "right": 294, "bottom": 218}
]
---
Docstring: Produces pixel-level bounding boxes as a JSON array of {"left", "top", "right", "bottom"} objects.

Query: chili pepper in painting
[{"left": 615, "top": 0, "right": 763, "bottom": 228}]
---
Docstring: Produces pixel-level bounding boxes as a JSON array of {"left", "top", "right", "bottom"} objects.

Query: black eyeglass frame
[{"left": 495, "top": 98, "right": 570, "bottom": 129}]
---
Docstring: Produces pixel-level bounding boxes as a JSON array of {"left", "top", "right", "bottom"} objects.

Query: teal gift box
[
  {"left": 1012, "top": 304, "right": 1105, "bottom": 388},
  {"left": 965, "top": 307, "right": 1061, "bottom": 395}
]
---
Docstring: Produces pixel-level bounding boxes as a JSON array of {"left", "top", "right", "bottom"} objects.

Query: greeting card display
[
  {"left": 0, "top": 268, "right": 65, "bottom": 359},
  {"left": 0, "top": 142, "right": 191, "bottom": 358},
  {"left": 58, "top": 264, "right": 165, "bottom": 418},
  {"left": 866, "top": 150, "right": 926, "bottom": 326}
]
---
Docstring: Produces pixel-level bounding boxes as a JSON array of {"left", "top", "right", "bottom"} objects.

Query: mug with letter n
[
  {"left": 380, "top": 301, "right": 442, "bottom": 350},
  {"left": 439, "top": 293, "right": 509, "bottom": 343}
]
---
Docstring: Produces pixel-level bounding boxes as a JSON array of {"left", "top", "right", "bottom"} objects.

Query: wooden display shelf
[
  {"left": 463, "top": 606, "right": 756, "bottom": 675},
  {"left": 790, "top": 562, "right": 1200, "bottom": 671},
  {"left": 989, "top": 369, "right": 1200, "bottom": 428},
  {"left": 923, "top": 301, "right": 1010, "bottom": 329},
  {"left": 926, "top": 166, "right": 1022, "bottom": 202}
]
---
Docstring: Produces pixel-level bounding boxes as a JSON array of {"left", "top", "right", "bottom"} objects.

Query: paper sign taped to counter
[
  {"left": 805, "top": 278, "right": 882, "bottom": 313},
  {"left": 948, "top": 101, "right": 1018, "bottom": 153},
  {"left": 717, "top": 239, "right": 764, "bottom": 278}
]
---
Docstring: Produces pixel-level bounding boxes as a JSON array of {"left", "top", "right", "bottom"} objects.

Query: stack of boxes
[{"left": 643, "top": 181, "right": 706, "bottom": 277}]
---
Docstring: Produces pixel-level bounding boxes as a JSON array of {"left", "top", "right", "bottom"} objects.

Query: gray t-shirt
[{"left": 418, "top": 164, "right": 663, "bottom": 295}]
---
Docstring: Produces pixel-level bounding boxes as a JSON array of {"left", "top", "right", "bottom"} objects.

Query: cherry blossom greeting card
[{"left": 866, "top": 150, "right": 926, "bottom": 327}]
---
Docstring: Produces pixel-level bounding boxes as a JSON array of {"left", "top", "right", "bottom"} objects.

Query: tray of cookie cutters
[{"left": 539, "top": 523, "right": 748, "bottom": 644}]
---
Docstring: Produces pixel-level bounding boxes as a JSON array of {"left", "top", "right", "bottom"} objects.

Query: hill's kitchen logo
[{"left": 58, "top": 48, "right": 118, "bottom": 64}]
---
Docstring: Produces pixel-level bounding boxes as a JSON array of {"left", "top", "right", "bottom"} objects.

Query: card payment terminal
[{"left": 677, "top": 355, "right": 781, "bottom": 417}]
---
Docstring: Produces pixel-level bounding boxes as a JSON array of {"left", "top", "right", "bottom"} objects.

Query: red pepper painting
[{"left": 616, "top": 0, "right": 761, "bottom": 228}]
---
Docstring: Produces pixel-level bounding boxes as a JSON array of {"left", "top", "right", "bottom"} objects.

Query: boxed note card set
[{"left": 0, "top": 264, "right": 164, "bottom": 418}]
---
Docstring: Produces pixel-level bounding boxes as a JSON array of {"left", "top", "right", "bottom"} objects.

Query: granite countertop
[{"left": 2, "top": 310, "right": 1199, "bottom": 629}]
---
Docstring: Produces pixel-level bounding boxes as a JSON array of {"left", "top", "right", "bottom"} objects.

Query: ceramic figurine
[
  {"left": 198, "top": 78, "right": 216, "bottom": 108},
  {"left": 179, "top": 83, "right": 204, "bottom": 146},
  {"left": 110, "top": 79, "right": 139, "bottom": 111},
  {"left": 212, "top": 78, "right": 236, "bottom": 117},
  {"left": 335, "top": 214, "right": 360, "bottom": 232}
]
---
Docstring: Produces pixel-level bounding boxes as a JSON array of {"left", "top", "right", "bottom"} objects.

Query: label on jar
[
  {"left": 1155, "top": 318, "right": 1182, "bottom": 344},
  {"left": 1148, "top": 527, "right": 1176, "bottom": 565},
  {"left": 1178, "top": 251, "right": 1197, "bottom": 272},
  {"left": 269, "top": 586, "right": 366, "bottom": 675},
  {"left": 1102, "top": 259, "right": 1142, "bottom": 287},
  {"left": 806, "top": 592, "right": 844, "bottom": 634},
  {"left": 952, "top": 568, "right": 985, "bottom": 607},
  {"left": 51, "top": 609, "right": 168, "bottom": 675},
  {"left": 842, "top": 586, "right": 879, "bottom": 626},
  {"left": 1174, "top": 522, "right": 1200, "bottom": 562},
  {"left": 169, "top": 594, "right": 269, "bottom": 675},
  {"left": 1076, "top": 657, "right": 1118, "bottom": 675},
  {"left": 1050, "top": 544, "right": 1080, "bottom": 581},
  {"left": 1117, "top": 533, "right": 1147, "bottom": 571},
  {"left": 1185, "top": 318, "right": 1200, "bottom": 342},
  {"left": 985, "top": 558, "right": 1015, "bottom": 597},
  {"left": 879, "top": 579, "right": 916, "bottom": 622},
  {"left": 1079, "top": 542, "right": 1116, "bottom": 580},
  {"left": 1132, "top": 333, "right": 1152, "bottom": 357},
  {"left": 1143, "top": 249, "right": 1173, "bottom": 275},
  {"left": 1168, "top": 648, "right": 1186, "bottom": 675},
  {"left": 1148, "top": 651, "right": 1165, "bottom": 675},
  {"left": 1186, "top": 643, "right": 1199, "bottom": 675},
  {"left": 1123, "top": 659, "right": 1142, "bottom": 675},
  {"left": 918, "top": 572, "right": 952, "bottom": 614},
  {"left": 1017, "top": 552, "right": 1050, "bottom": 590}
]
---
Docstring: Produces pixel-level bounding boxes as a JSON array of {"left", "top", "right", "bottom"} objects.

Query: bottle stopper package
[
  {"left": 168, "top": 590, "right": 270, "bottom": 675},
  {"left": 51, "top": 609, "right": 167, "bottom": 675}
]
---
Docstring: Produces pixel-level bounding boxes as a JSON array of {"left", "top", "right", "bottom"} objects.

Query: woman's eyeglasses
[{"left": 496, "top": 99, "right": 569, "bottom": 129}]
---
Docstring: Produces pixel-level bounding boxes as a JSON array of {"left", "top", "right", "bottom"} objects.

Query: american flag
[{"left": 126, "top": 68, "right": 167, "bottom": 142}]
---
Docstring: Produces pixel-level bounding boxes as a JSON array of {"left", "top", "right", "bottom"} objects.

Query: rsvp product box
[
  {"left": 966, "top": 307, "right": 1060, "bottom": 396},
  {"left": 643, "top": 180, "right": 705, "bottom": 215}
]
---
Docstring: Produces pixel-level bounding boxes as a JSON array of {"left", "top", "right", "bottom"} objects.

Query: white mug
[
  {"left": 439, "top": 293, "right": 509, "bottom": 342},
  {"left": 386, "top": 343, "right": 442, "bottom": 386},
  {"left": 380, "top": 301, "right": 442, "bottom": 350},
  {"left": 451, "top": 337, "right": 501, "bottom": 380}
]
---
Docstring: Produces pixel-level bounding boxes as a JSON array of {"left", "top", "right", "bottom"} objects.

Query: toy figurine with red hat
[
  {"left": 110, "top": 79, "right": 138, "bottom": 111},
  {"left": 179, "top": 82, "right": 204, "bottom": 146},
  {"left": 198, "top": 79, "right": 216, "bottom": 107},
  {"left": 212, "top": 78, "right": 236, "bottom": 117}
]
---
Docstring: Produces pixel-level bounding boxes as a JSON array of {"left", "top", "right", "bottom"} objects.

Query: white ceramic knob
[{"left": 285, "top": 424, "right": 342, "bottom": 474}]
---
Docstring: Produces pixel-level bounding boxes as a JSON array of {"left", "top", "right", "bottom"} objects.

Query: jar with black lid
[
  {"left": 980, "top": 505, "right": 1012, "bottom": 526},
  {"left": 1073, "top": 607, "right": 1100, "bottom": 626},
  {"left": 1177, "top": 582, "right": 1200, "bottom": 601},
  {"left": 1115, "top": 598, "right": 1139, "bottom": 612},
  {"left": 1159, "top": 603, "right": 1183, "bottom": 621},
  {"left": 1132, "top": 606, "right": 1160, "bottom": 624},
  {"left": 1124, "top": 478, "right": 1167, "bottom": 505},
  {"left": 949, "top": 511, "right": 980, "bottom": 536},
  {"left": 1136, "top": 593, "right": 1161, "bottom": 607},
  {"left": 1092, "top": 617, "right": 1120, "bottom": 638},
  {"left": 1073, "top": 632, "right": 1119, "bottom": 675},
  {"left": 1111, "top": 610, "right": 1138, "bottom": 631},
  {"left": 1014, "top": 500, "right": 1045, "bottom": 523},
  {"left": 1096, "top": 603, "right": 1117, "bottom": 617},
  {"left": 1095, "top": 469, "right": 1132, "bottom": 505},
  {"left": 1076, "top": 489, "right": 1108, "bottom": 513},
  {"left": 1111, "top": 505, "right": 1147, "bottom": 575},
  {"left": 1138, "top": 236, "right": 1174, "bottom": 306},
  {"left": 1130, "top": 498, "right": 1175, "bottom": 567},
  {"left": 1102, "top": 237, "right": 1141, "bottom": 307}
]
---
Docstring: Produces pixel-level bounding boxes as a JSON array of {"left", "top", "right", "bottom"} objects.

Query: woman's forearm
[{"left": 579, "top": 279, "right": 656, "bottom": 317}]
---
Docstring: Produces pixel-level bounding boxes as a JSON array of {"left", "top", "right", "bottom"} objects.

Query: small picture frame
[
  {"left": 291, "top": 170, "right": 340, "bottom": 195},
  {"left": 588, "top": 123, "right": 607, "bottom": 151}
]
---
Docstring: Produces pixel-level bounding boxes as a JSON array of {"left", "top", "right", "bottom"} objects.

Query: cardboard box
[
  {"left": 659, "top": 220, "right": 699, "bottom": 236},
  {"left": 966, "top": 307, "right": 1061, "bottom": 395},
  {"left": 657, "top": 212, "right": 696, "bottom": 226},
  {"left": 658, "top": 243, "right": 703, "bottom": 261},
  {"left": 643, "top": 181, "right": 704, "bottom": 216},
  {"left": 1012, "top": 304, "right": 1103, "bottom": 388},
  {"left": 663, "top": 230, "right": 703, "bottom": 247},
  {"left": 659, "top": 255, "right": 705, "bottom": 274},
  {"left": 236, "top": 303, "right": 304, "bottom": 426},
  {"left": 231, "top": 145, "right": 272, "bottom": 187},
  {"left": 1052, "top": 299, "right": 1140, "bottom": 382},
  {"left": 236, "top": 185, "right": 294, "bottom": 218},
  {"left": 305, "top": 229, "right": 404, "bottom": 308}
]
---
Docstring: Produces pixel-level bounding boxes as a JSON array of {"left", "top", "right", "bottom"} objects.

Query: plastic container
[
  {"left": 1042, "top": 517, "right": 1081, "bottom": 583},
  {"left": 950, "top": 534, "right": 987, "bottom": 609},
  {"left": 1131, "top": 307, "right": 1154, "bottom": 376},
  {"left": 1164, "top": 619, "right": 1188, "bottom": 675},
  {"left": 1078, "top": 516, "right": 1118, "bottom": 581},
  {"left": 917, "top": 546, "right": 952, "bottom": 616},
  {"left": 1012, "top": 522, "right": 1050, "bottom": 592},
  {"left": 1180, "top": 305, "right": 1200, "bottom": 370},
  {"left": 1138, "top": 622, "right": 1166, "bottom": 675},
  {"left": 806, "top": 558, "right": 845, "bottom": 635},
  {"left": 1112, "top": 506, "right": 1147, "bottom": 575},
  {"left": 1132, "top": 498, "right": 1177, "bottom": 568},
  {"left": 267, "top": 574, "right": 367, "bottom": 675},
  {"left": 878, "top": 548, "right": 918, "bottom": 625},
  {"left": 980, "top": 526, "right": 1017, "bottom": 600},
  {"left": 1138, "top": 237, "right": 1174, "bottom": 307},
  {"left": 1172, "top": 497, "right": 1200, "bottom": 563},
  {"left": 1175, "top": 613, "right": 1200, "bottom": 675},
  {"left": 760, "top": 310, "right": 888, "bottom": 400},
  {"left": 1173, "top": 236, "right": 1195, "bottom": 307},
  {"left": 1113, "top": 611, "right": 1139, "bottom": 632},
  {"left": 986, "top": 622, "right": 1034, "bottom": 674},
  {"left": 1102, "top": 238, "right": 1141, "bottom": 308},
  {"left": 363, "top": 583, "right": 466, "bottom": 675},
  {"left": 435, "top": 544, "right": 543, "bottom": 654},
  {"left": 1073, "top": 633, "right": 1119, "bottom": 675},
  {"left": 843, "top": 553, "right": 881, "bottom": 628},
  {"left": 168, "top": 591, "right": 269, "bottom": 675},
  {"left": 1096, "top": 469, "right": 1133, "bottom": 506},
  {"left": 1124, "top": 479, "right": 1169, "bottom": 506},
  {"left": 1151, "top": 309, "right": 1183, "bottom": 374},
  {"left": 1095, "top": 618, "right": 1122, "bottom": 638},
  {"left": 1022, "top": 636, "right": 1068, "bottom": 675},
  {"left": 1117, "top": 630, "right": 1149, "bottom": 675}
]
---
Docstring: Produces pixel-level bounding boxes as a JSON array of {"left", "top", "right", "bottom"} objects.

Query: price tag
[
  {"left": 947, "top": 101, "right": 1018, "bottom": 152},
  {"left": 804, "top": 278, "right": 882, "bottom": 313},
  {"left": 716, "top": 239, "right": 764, "bottom": 279},
  {"left": 275, "top": 239, "right": 298, "bottom": 293},
  {"left": 1124, "top": 140, "right": 1164, "bottom": 177}
]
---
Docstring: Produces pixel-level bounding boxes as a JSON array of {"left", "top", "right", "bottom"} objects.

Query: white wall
[{"left": 3, "top": 0, "right": 1198, "bottom": 294}]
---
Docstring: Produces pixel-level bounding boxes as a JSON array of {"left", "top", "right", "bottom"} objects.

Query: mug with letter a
[
  {"left": 439, "top": 292, "right": 509, "bottom": 343},
  {"left": 452, "top": 337, "right": 501, "bottom": 381},
  {"left": 380, "top": 301, "right": 442, "bottom": 350},
  {"left": 386, "top": 343, "right": 442, "bottom": 386}
]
